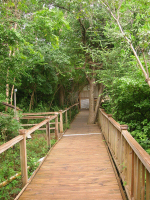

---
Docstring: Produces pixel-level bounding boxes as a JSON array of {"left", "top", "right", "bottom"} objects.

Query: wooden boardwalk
[{"left": 18, "top": 110, "right": 123, "bottom": 200}]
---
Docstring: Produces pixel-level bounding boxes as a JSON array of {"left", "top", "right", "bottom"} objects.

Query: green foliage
[
  {"left": 32, "top": 8, "right": 70, "bottom": 47},
  {"left": 0, "top": 134, "right": 56, "bottom": 200},
  {"left": 0, "top": 112, "right": 22, "bottom": 143},
  {"left": 0, "top": 104, "right": 78, "bottom": 199},
  {"left": 0, "top": 0, "right": 71, "bottom": 111},
  {"left": 102, "top": 72, "right": 150, "bottom": 154}
]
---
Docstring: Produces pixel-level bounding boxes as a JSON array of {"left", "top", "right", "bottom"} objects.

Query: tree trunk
[
  {"left": 93, "top": 83, "right": 104, "bottom": 123},
  {"left": 5, "top": 71, "right": 9, "bottom": 111},
  {"left": 10, "top": 78, "right": 16, "bottom": 105},
  {"left": 29, "top": 85, "right": 36, "bottom": 112},
  {"left": 59, "top": 85, "right": 64, "bottom": 107},
  {"left": 49, "top": 84, "right": 61, "bottom": 110},
  {"left": 5, "top": 23, "right": 17, "bottom": 110},
  {"left": 88, "top": 78, "right": 96, "bottom": 124}
]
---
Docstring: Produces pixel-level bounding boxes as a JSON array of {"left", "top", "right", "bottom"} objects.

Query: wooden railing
[
  {"left": 60, "top": 103, "right": 79, "bottom": 133},
  {"left": 0, "top": 103, "right": 79, "bottom": 188},
  {"left": 98, "top": 108, "right": 150, "bottom": 200},
  {"left": 0, "top": 115, "right": 58, "bottom": 187},
  {"left": 21, "top": 103, "right": 79, "bottom": 134}
]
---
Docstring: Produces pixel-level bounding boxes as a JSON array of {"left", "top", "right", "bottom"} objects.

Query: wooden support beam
[
  {"left": 55, "top": 116, "right": 58, "bottom": 140},
  {"left": 69, "top": 108, "right": 71, "bottom": 121},
  {"left": 46, "top": 122, "right": 50, "bottom": 149},
  {"left": 65, "top": 110, "right": 68, "bottom": 128},
  {"left": 2, "top": 102, "right": 22, "bottom": 111},
  {"left": 0, "top": 135, "right": 23, "bottom": 154},
  {"left": 98, "top": 108, "right": 150, "bottom": 200},
  {"left": 59, "top": 110, "right": 63, "bottom": 133},
  {"left": 146, "top": 170, "right": 150, "bottom": 200},
  {"left": 25, "top": 115, "right": 57, "bottom": 137},
  {"left": 21, "top": 116, "right": 47, "bottom": 119},
  {"left": 22, "top": 112, "right": 59, "bottom": 116},
  {"left": 141, "top": 164, "right": 145, "bottom": 200},
  {"left": 19, "top": 129, "right": 28, "bottom": 187}
]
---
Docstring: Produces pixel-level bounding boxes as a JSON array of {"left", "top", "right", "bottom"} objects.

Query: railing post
[
  {"left": 69, "top": 108, "right": 71, "bottom": 121},
  {"left": 146, "top": 169, "right": 150, "bottom": 200},
  {"left": 120, "top": 125, "right": 128, "bottom": 173},
  {"left": 59, "top": 110, "right": 63, "bottom": 133},
  {"left": 131, "top": 150, "right": 135, "bottom": 198},
  {"left": 99, "top": 108, "right": 102, "bottom": 129},
  {"left": 100, "top": 109, "right": 105, "bottom": 137},
  {"left": 19, "top": 129, "right": 28, "bottom": 187},
  {"left": 46, "top": 121, "right": 51, "bottom": 149},
  {"left": 107, "top": 114, "right": 112, "bottom": 143},
  {"left": 65, "top": 109, "right": 68, "bottom": 128},
  {"left": 55, "top": 115, "right": 58, "bottom": 140}
]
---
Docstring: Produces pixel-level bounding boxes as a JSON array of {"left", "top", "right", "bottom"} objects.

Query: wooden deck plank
[{"left": 18, "top": 110, "right": 123, "bottom": 200}]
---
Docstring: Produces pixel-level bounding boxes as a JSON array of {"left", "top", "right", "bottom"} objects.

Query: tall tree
[
  {"left": 48, "top": 0, "right": 109, "bottom": 123},
  {"left": 100, "top": 0, "right": 150, "bottom": 86}
]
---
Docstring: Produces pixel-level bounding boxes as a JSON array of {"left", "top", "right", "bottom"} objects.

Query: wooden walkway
[{"left": 18, "top": 110, "right": 123, "bottom": 200}]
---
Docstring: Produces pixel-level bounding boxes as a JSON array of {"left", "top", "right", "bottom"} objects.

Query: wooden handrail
[
  {"left": 0, "top": 103, "right": 79, "bottom": 189},
  {"left": 0, "top": 115, "right": 58, "bottom": 187},
  {"left": 100, "top": 109, "right": 121, "bottom": 131},
  {"left": 21, "top": 103, "right": 79, "bottom": 116},
  {"left": 2, "top": 102, "right": 22, "bottom": 111},
  {"left": 25, "top": 115, "right": 57, "bottom": 137},
  {"left": 21, "top": 116, "right": 48, "bottom": 119},
  {"left": 100, "top": 108, "right": 150, "bottom": 170},
  {"left": 22, "top": 112, "right": 59, "bottom": 116},
  {"left": 0, "top": 135, "right": 23, "bottom": 154},
  {"left": 122, "top": 130, "right": 150, "bottom": 173},
  {"left": 98, "top": 108, "right": 150, "bottom": 200},
  {"left": 61, "top": 103, "right": 79, "bottom": 113},
  {"left": 59, "top": 103, "right": 79, "bottom": 132},
  {"left": 21, "top": 122, "right": 60, "bottom": 127}
]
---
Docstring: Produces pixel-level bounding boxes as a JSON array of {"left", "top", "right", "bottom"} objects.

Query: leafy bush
[
  {"left": 103, "top": 75, "right": 150, "bottom": 154},
  {"left": 0, "top": 134, "right": 55, "bottom": 200},
  {"left": 0, "top": 111, "right": 22, "bottom": 143}
]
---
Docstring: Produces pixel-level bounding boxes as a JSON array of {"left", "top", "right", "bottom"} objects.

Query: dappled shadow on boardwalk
[{"left": 18, "top": 110, "right": 123, "bottom": 200}]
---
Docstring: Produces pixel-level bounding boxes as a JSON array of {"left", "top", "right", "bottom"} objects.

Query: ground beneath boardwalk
[{"left": 18, "top": 110, "right": 123, "bottom": 200}]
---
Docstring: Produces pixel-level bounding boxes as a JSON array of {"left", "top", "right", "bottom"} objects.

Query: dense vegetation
[
  {"left": 102, "top": 74, "right": 150, "bottom": 154},
  {"left": 0, "top": 105, "right": 78, "bottom": 200},
  {"left": 0, "top": 0, "right": 150, "bottom": 198},
  {"left": 0, "top": 135, "right": 55, "bottom": 200}
]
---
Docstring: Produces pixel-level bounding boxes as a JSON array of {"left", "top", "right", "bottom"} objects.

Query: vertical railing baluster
[
  {"left": 46, "top": 121, "right": 50, "bottom": 148},
  {"left": 131, "top": 150, "right": 135, "bottom": 198},
  {"left": 55, "top": 115, "right": 58, "bottom": 140},
  {"left": 146, "top": 169, "right": 150, "bottom": 200},
  {"left": 141, "top": 164, "right": 145, "bottom": 200},
  {"left": 107, "top": 114, "right": 112, "bottom": 144},
  {"left": 65, "top": 109, "right": 68, "bottom": 128},
  {"left": 19, "top": 129, "right": 28, "bottom": 187},
  {"left": 59, "top": 110, "right": 63, "bottom": 134}
]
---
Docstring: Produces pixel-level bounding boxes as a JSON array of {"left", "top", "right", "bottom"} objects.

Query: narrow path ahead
[{"left": 18, "top": 110, "right": 123, "bottom": 200}]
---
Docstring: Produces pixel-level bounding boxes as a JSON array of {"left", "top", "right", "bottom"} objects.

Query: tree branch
[
  {"left": 142, "top": 49, "right": 149, "bottom": 79},
  {"left": 100, "top": 0, "right": 150, "bottom": 87},
  {"left": 53, "top": 4, "right": 70, "bottom": 12},
  {"left": 78, "top": 18, "right": 86, "bottom": 45}
]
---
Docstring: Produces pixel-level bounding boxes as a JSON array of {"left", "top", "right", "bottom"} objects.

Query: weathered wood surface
[
  {"left": 18, "top": 110, "right": 123, "bottom": 200},
  {"left": 2, "top": 102, "right": 22, "bottom": 111},
  {"left": 99, "top": 108, "right": 150, "bottom": 200},
  {"left": 0, "top": 135, "right": 23, "bottom": 154}
]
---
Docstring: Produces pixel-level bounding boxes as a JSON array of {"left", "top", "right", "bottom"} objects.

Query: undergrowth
[
  {"left": 0, "top": 134, "right": 56, "bottom": 200},
  {"left": 0, "top": 105, "right": 78, "bottom": 199}
]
